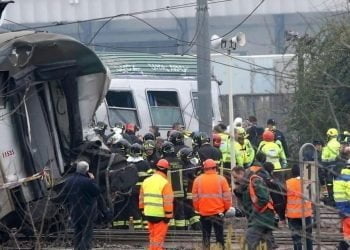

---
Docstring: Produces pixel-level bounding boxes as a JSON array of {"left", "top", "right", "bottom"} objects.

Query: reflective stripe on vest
[
  {"left": 249, "top": 175, "right": 274, "bottom": 213},
  {"left": 142, "top": 173, "right": 169, "bottom": 217},
  {"left": 286, "top": 178, "right": 313, "bottom": 218}
]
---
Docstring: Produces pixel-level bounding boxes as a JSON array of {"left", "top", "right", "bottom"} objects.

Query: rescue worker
[
  {"left": 139, "top": 159, "right": 174, "bottom": 250},
  {"left": 322, "top": 128, "right": 341, "bottom": 205},
  {"left": 234, "top": 127, "right": 255, "bottom": 168},
  {"left": 144, "top": 139, "right": 160, "bottom": 169},
  {"left": 63, "top": 161, "right": 100, "bottom": 250},
  {"left": 257, "top": 130, "right": 287, "bottom": 182},
  {"left": 266, "top": 118, "right": 289, "bottom": 157},
  {"left": 177, "top": 147, "right": 201, "bottom": 230},
  {"left": 143, "top": 132, "right": 156, "bottom": 142},
  {"left": 125, "top": 123, "right": 142, "bottom": 144},
  {"left": 246, "top": 116, "right": 264, "bottom": 149},
  {"left": 109, "top": 138, "right": 133, "bottom": 229},
  {"left": 149, "top": 125, "right": 160, "bottom": 138},
  {"left": 334, "top": 160, "right": 350, "bottom": 249},
  {"left": 127, "top": 143, "right": 153, "bottom": 229},
  {"left": 232, "top": 165, "right": 275, "bottom": 250},
  {"left": 213, "top": 124, "right": 232, "bottom": 185},
  {"left": 212, "top": 133, "right": 222, "bottom": 149},
  {"left": 193, "top": 132, "right": 221, "bottom": 163},
  {"left": 286, "top": 164, "right": 313, "bottom": 250},
  {"left": 192, "top": 159, "right": 232, "bottom": 250},
  {"left": 172, "top": 122, "right": 185, "bottom": 132},
  {"left": 162, "top": 141, "right": 186, "bottom": 229},
  {"left": 169, "top": 130, "right": 187, "bottom": 153}
]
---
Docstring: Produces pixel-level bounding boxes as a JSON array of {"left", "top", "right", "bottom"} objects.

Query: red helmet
[
  {"left": 125, "top": 123, "right": 136, "bottom": 133},
  {"left": 212, "top": 134, "right": 221, "bottom": 147},
  {"left": 263, "top": 131, "right": 275, "bottom": 142},
  {"left": 156, "top": 159, "right": 170, "bottom": 169},
  {"left": 203, "top": 159, "right": 217, "bottom": 169}
]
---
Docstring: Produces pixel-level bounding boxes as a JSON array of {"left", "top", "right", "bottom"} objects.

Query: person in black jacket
[
  {"left": 169, "top": 130, "right": 188, "bottom": 154},
  {"left": 62, "top": 161, "right": 100, "bottom": 250},
  {"left": 127, "top": 143, "right": 153, "bottom": 229},
  {"left": 246, "top": 116, "right": 264, "bottom": 150},
  {"left": 192, "top": 132, "right": 221, "bottom": 163}
]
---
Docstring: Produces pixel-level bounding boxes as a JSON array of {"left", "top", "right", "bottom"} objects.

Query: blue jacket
[{"left": 63, "top": 173, "right": 101, "bottom": 222}]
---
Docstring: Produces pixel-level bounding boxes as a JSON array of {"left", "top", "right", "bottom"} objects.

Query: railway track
[
  {"left": 3, "top": 206, "right": 344, "bottom": 249},
  {"left": 5, "top": 228, "right": 342, "bottom": 250}
]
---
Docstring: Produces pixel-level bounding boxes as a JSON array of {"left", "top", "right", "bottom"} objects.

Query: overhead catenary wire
[
  {"left": 211, "top": 0, "right": 266, "bottom": 41},
  {"left": 7, "top": 0, "right": 232, "bottom": 32},
  {"left": 88, "top": 13, "right": 296, "bottom": 79}
]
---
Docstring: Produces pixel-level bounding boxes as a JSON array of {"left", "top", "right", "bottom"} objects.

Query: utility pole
[{"left": 196, "top": 0, "right": 212, "bottom": 136}]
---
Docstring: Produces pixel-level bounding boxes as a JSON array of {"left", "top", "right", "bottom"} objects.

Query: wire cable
[
  {"left": 9, "top": 0, "right": 231, "bottom": 32},
  {"left": 213, "top": 0, "right": 266, "bottom": 40}
]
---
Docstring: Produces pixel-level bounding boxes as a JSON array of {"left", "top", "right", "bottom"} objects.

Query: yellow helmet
[
  {"left": 327, "top": 128, "right": 338, "bottom": 137},
  {"left": 236, "top": 127, "right": 246, "bottom": 138}
]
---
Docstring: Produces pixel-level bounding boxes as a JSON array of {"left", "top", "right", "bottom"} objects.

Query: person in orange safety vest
[
  {"left": 139, "top": 159, "right": 174, "bottom": 250},
  {"left": 285, "top": 164, "right": 313, "bottom": 250},
  {"left": 192, "top": 159, "right": 232, "bottom": 250}
]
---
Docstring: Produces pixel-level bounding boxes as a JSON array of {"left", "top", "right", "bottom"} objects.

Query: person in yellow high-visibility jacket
[
  {"left": 322, "top": 128, "right": 340, "bottom": 162},
  {"left": 321, "top": 128, "right": 341, "bottom": 206},
  {"left": 213, "top": 124, "right": 232, "bottom": 184},
  {"left": 257, "top": 130, "right": 287, "bottom": 182},
  {"left": 234, "top": 127, "right": 255, "bottom": 168}
]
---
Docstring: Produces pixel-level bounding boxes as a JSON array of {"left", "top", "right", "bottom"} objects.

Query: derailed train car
[{"left": 0, "top": 30, "right": 114, "bottom": 240}]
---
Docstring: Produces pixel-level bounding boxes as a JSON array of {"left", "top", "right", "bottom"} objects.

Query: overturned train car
[{"left": 0, "top": 31, "right": 110, "bottom": 239}]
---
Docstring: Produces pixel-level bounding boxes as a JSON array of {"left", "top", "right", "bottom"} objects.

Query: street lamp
[{"left": 211, "top": 32, "right": 246, "bottom": 172}]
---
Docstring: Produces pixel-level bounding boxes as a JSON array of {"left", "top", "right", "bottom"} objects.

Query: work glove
[
  {"left": 234, "top": 208, "right": 244, "bottom": 217},
  {"left": 225, "top": 207, "right": 244, "bottom": 218}
]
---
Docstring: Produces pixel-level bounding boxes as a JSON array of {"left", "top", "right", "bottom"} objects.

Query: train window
[
  {"left": 147, "top": 90, "right": 184, "bottom": 127},
  {"left": 106, "top": 91, "right": 140, "bottom": 126}
]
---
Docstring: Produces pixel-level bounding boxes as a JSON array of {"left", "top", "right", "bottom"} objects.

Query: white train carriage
[{"left": 95, "top": 52, "right": 222, "bottom": 137}]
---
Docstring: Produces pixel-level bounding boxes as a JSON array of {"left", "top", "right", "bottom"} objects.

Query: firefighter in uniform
[
  {"left": 322, "top": 128, "right": 341, "bottom": 205},
  {"left": 127, "top": 143, "right": 153, "bottom": 229},
  {"left": 161, "top": 141, "right": 187, "bottom": 229},
  {"left": 234, "top": 127, "right": 255, "bottom": 168},
  {"left": 334, "top": 160, "right": 350, "bottom": 249},
  {"left": 169, "top": 130, "right": 188, "bottom": 153},
  {"left": 193, "top": 132, "right": 221, "bottom": 163},
  {"left": 143, "top": 139, "right": 160, "bottom": 170},
  {"left": 177, "top": 147, "right": 201, "bottom": 230},
  {"left": 286, "top": 165, "right": 313, "bottom": 250},
  {"left": 110, "top": 138, "right": 134, "bottom": 229},
  {"left": 257, "top": 130, "right": 287, "bottom": 182},
  {"left": 192, "top": 159, "right": 232, "bottom": 250},
  {"left": 139, "top": 159, "right": 174, "bottom": 250}
]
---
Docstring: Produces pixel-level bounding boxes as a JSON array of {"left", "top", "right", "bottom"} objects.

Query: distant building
[{"left": 2, "top": 0, "right": 347, "bottom": 55}]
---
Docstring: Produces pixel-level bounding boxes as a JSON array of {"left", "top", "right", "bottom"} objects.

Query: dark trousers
[
  {"left": 288, "top": 217, "right": 313, "bottom": 250},
  {"left": 172, "top": 197, "right": 186, "bottom": 230},
  {"left": 245, "top": 226, "right": 273, "bottom": 250},
  {"left": 200, "top": 215, "right": 224, "bottom": 249},
  {"left": 72, "top": 216, "right": 94, "bottom": 250}
]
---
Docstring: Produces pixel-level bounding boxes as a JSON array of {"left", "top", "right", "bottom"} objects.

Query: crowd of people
[{"left": 60, "top": 116, "right": 350, "bottom": 250}]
